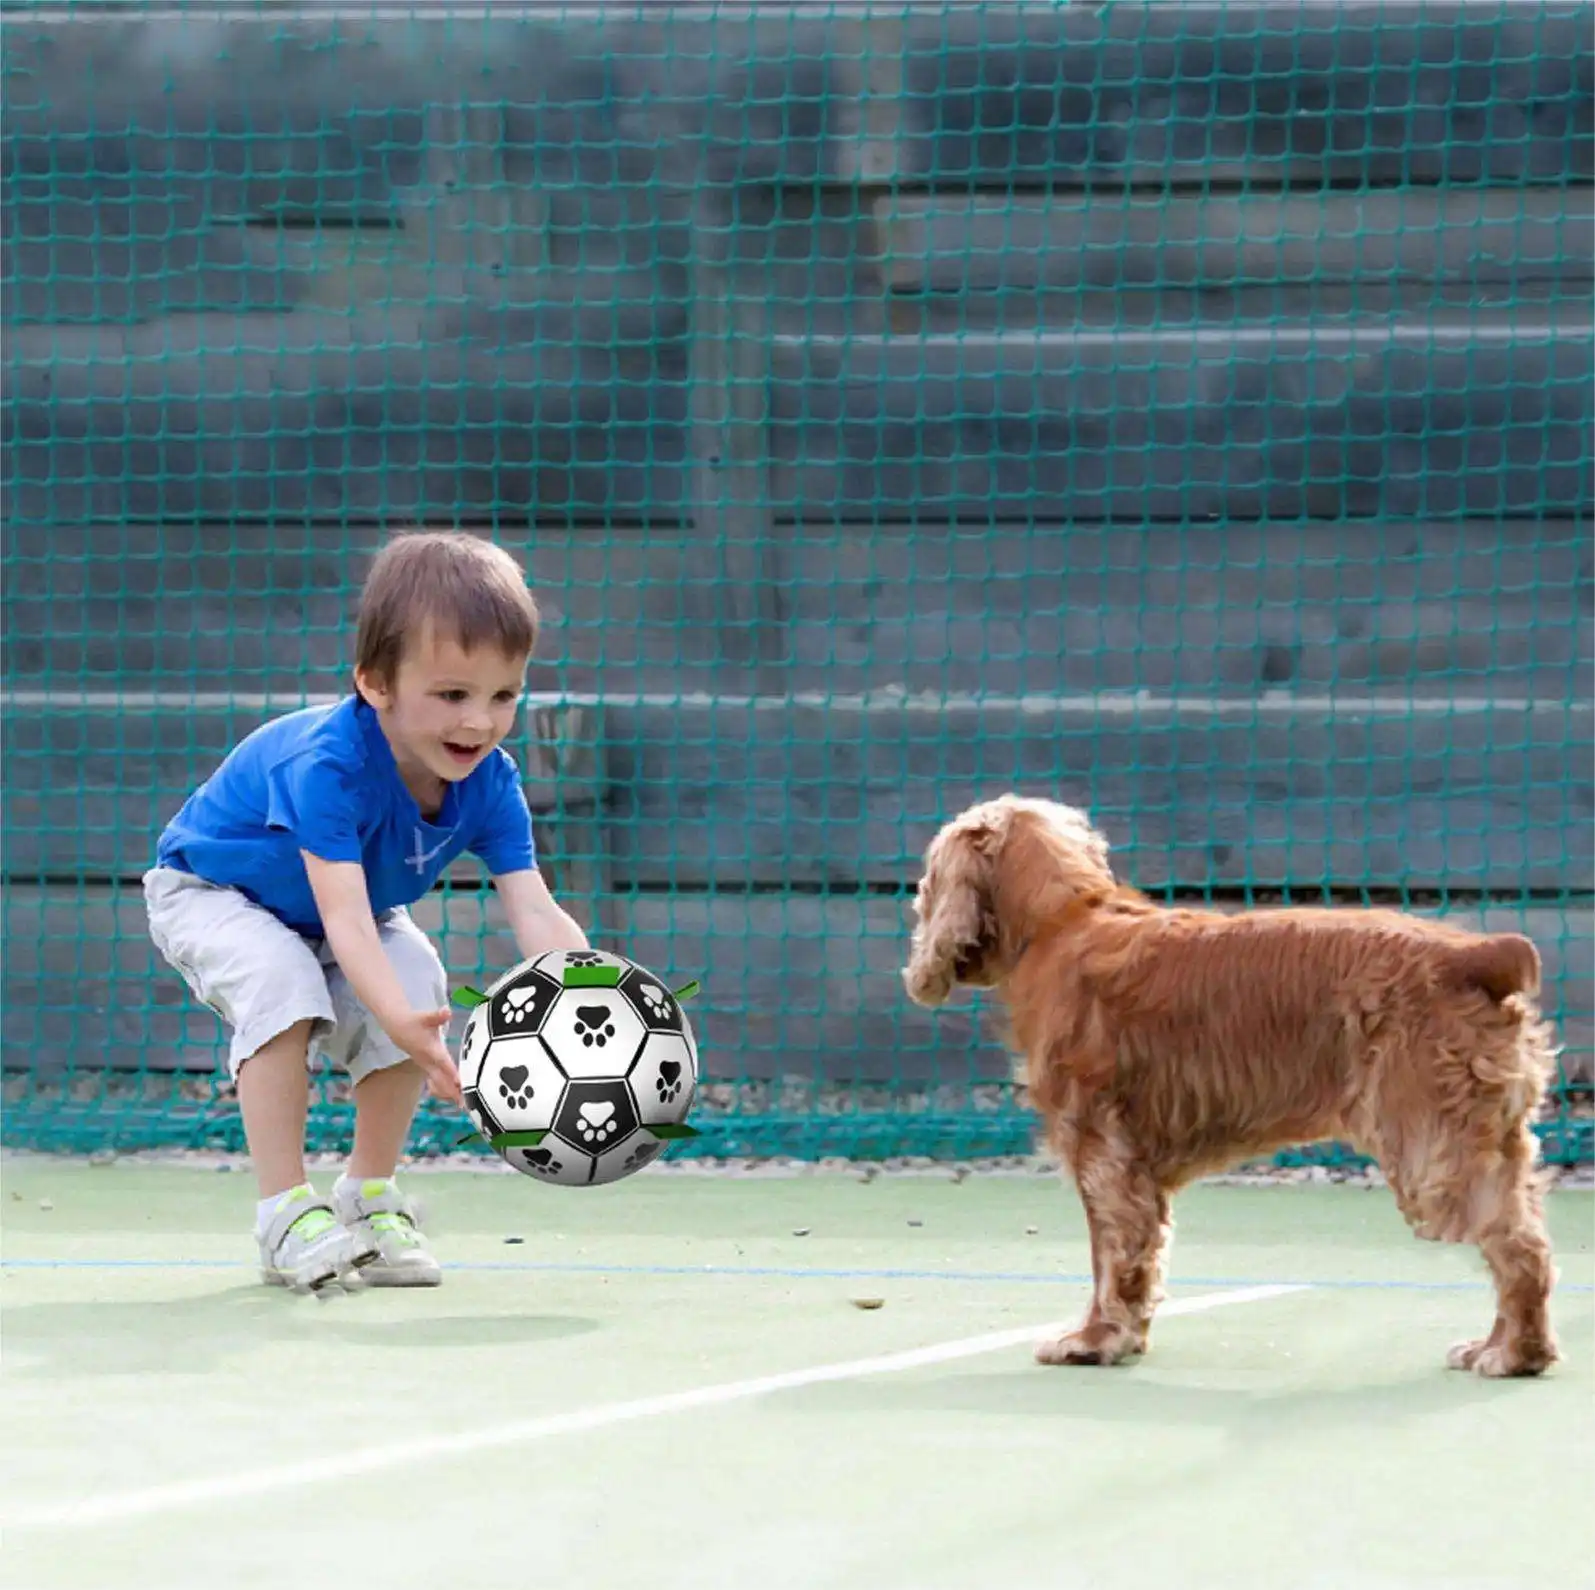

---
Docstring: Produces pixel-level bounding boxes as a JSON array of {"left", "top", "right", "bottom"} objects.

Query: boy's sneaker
[
  {"left": 332, "top": 1175, "right": 442, "bottom": 1288},
  {"left": 257, "top": 1185, "right": 378, "bottom": 1294}
]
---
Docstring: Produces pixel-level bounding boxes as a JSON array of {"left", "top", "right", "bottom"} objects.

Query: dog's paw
[
  {"left": 1035, "top": 1326, "right": 1142, "bottom": 1367},
  {"left": 1473, "top": 1343, "right": 1557, "bottom": 1379},
  {"left": 1035, "top": 1335, "right": 1109, "bottom": 1366},
  {"left": 1447, "top": 1336, "right": 1556, "bottom": 1378},
  {"left": 1471, "top": 1346, "right": 1532, "bottom": 1379}
]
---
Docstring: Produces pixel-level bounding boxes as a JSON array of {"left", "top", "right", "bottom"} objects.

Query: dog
[{"left": 901, "top": 794, "right": 1560, "bottom": 1378}]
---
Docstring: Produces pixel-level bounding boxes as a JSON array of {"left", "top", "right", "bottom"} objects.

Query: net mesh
[{"left": 2, "top": 3, "right": 1591, "bottom": 1164}]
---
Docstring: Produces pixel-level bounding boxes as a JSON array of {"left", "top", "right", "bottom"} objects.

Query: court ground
[{"left": 2, "top": 1160, "right": 1591, "bottom": 1590}]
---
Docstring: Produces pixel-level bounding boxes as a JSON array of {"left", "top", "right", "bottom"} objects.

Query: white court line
[{"left": 5, "top": 1283, "right": 1304, "bottom": 1533}]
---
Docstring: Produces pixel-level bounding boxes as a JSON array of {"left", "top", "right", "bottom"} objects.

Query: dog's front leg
[{"left": 1038, "top": 1136, "right": 1170, "bottom": 1368}]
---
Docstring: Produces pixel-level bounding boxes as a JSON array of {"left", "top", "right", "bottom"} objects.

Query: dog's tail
[{"left": 1445, "top": 932, "right": 1541, "bottom": 1003}]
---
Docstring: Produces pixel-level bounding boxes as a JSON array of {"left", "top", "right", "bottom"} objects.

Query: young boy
[{"left": 143, "top": 531, "right": 589, "bottom": 1293}]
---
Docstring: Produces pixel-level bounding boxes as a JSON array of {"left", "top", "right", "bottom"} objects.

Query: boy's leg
[
  {"left": 235, "top": 1020, "right": 315, "bottom": 1198},
  {"left": 143, "top": 868, "right": 376, "bottom": 1292},
  {"left": 239, "top": 1020, "right": 381, "bottom": 1293},
  {"left": 320, "top": 908, "right": 448, "bottom": 1287},
  {"left": 347, "top": 1060, "right": 426, "bottom": 1182}
]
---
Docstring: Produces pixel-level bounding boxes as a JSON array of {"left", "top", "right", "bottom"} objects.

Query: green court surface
[{"left": 2, "top": 1163, "right": 1591, "bottom": 1590}]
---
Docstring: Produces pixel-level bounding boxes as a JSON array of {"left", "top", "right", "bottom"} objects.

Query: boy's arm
[
  {"left": 492, "top": 868, "right": 591, "bottom": 960},
  {"left": 300, "top": 851, "right": 462, "bottom": 1104}
]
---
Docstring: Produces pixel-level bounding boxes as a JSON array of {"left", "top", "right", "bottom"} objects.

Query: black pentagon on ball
[
  {"left": 617, "top": 965, "right": 686, "bottom": 1034},
  {"left": 462, "top": 1086, "right": 505, "bottom": 1142},
  {"left": 485, "top": 965, "right": 560, "bottom": 1039},
  {"left": 551, "top": 1077, "right": 640, "bottom": 1155}
]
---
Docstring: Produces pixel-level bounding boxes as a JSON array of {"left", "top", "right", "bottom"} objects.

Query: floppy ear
[{"left": 901, "top": 829, "right": 997, "bottom": 1008}]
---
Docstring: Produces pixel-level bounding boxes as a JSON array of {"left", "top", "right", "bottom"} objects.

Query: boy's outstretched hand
[{"left": 390, "top": 1007, "right": 462, "bottom": 1105}]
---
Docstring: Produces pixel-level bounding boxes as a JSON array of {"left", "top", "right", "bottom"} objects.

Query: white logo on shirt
[{"left": 407, "top": 827, "right": 449, "bottom": 875}]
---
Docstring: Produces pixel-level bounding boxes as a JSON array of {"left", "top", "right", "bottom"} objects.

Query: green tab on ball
[
  {"left": 486, "top": 1129, "right": 551, "bottom": 1150},
  {"left": 562, "top": 964, "right": 622, "bottom": 989}
]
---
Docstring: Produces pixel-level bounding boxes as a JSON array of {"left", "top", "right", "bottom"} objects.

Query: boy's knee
[
  {"left": 237, "top": 1017, "right": 319, "bottom": 1078},
  {"left": 263, "top": 1017, "right": 318, "bottom": 1048},
  {"left": 348, "top": 1050, "right": 426, "bottom": 1089}
]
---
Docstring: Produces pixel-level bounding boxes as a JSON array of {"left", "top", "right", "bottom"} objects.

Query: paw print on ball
[
  {"left": 572, "top": 1004, "right": 617, "bottom": 1049},
  {"left": 522, "top": 1146, "right": 564, "bottom": 1179},
  {"left": 654, "top": 1058, "right": 685, "bottom": 1105},
  {"left": 486, "top": 967, "right": 558, "bottom": 1039},
  {"left": 544, "top": 989, "right": 645, "bottom": 1080},
  {"left": 574, "top": 1100, "right": 620, "bottom": 1145},
  {"left": 497, "top": 1064, "right": 534, "bottom": 1110},
  {"left": 566, "top": 952, "right": 605, "bottom": 968},
  {"left": 552, "top": 1079, "right": 638, "bottom": 1158},
  {"left": 624, "top": 1139, "right": 662, "bottom": 1172},
  {"left": 631, "top": 1033, "right": 695, "bottom": 1125},
  {"left": 458, "top": 1018, "right": 488, "bottom": 1089},
  {"left": 619, "top": 966, "right": 686, "bottom": 1034}
]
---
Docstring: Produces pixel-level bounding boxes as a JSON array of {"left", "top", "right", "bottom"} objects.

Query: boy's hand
[{"left": 388, "top": 1008, "right": 462, "bottom": 1104}]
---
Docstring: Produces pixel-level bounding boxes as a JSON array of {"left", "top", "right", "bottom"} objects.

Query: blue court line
[{"left": 3, "top": 1257, "right": 1590, "bottom": 1293}]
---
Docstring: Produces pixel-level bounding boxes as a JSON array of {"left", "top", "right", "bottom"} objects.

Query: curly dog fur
[{"left": 902, "top": 794, "right": 1560, "bottom": 1377}]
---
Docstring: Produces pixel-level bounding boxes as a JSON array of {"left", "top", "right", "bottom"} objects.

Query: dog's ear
[{"left": 901, "top": 822, "right": 1001, "bottom": 1007}]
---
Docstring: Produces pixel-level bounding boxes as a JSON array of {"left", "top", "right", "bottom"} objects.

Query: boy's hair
[{"left": 354, "top": 531, "right": 539, "bottom": 686}]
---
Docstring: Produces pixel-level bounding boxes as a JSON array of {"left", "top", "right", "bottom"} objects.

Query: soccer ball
[{"left": 457, "top": 948, "right": 699, "bottom": 1186}]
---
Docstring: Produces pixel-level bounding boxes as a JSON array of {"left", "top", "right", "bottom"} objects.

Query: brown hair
[{"left": 354, "top": 530, "right": 539, "bottom": 687}]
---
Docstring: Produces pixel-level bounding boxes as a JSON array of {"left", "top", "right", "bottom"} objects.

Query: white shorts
[{"left": 142, "top": 865, "right": 448, "bottom": 1083}]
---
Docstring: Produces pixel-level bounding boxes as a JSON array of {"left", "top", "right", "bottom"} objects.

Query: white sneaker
[
  {"left": 332, "top": 1175, "right": 442, "bottom": 1288},
  {"left": 257, "top": 1185, "right": 377, "bottom": 1294}
]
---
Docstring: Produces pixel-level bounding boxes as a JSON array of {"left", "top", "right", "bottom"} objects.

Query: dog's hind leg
[
  {"left": 1038, "top": 1138, "right": 1171, "bottom": 1368},
  {"left": 1369, "top": 1007, "right": 1559, "bottom": 1378},
  {"left": 1445, "top": 1124, "right": 1559, "bottom": 1379},
  {"left": 1381, "top": 1118, "right": 1558, "bottom": 1378}
]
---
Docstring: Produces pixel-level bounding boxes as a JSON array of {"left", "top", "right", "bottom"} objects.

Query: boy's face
[{"left": 356, "top": 629, "right": 528, "bottom": 798}]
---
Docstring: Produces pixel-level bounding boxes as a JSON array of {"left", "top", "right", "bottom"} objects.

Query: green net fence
[{"left": 2, "top": 3, "right": 1591, "bottom": 1165}]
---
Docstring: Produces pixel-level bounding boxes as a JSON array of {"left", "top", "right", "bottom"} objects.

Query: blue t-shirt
[{"left": 155, "top": 695, "right": 537, "bottom": 937}]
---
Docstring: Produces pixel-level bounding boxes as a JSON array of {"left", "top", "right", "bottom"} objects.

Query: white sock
[
  {"left": 335, "top": 1172, "right": 394, "bottom": 1196},
  {"left": 256, "top": 1183, "right": 314, "bottom": 1234}
]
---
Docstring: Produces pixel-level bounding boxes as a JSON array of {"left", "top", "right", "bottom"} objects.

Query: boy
[{"left": 143, "top": 531, "right": 589, "bottom": 1293}]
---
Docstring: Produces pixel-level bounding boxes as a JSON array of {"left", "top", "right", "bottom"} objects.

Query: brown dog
[{"left": 902, "top": 794, "right": 1560, "bottom": 1377}]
